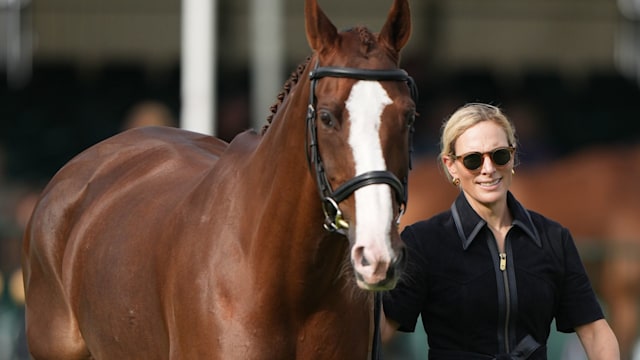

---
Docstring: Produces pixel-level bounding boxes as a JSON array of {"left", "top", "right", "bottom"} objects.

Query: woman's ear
[{"left": 443, "top": 155, "right": 457, "bottom": 179}]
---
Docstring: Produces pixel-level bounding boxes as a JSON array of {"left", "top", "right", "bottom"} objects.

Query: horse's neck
[{"left": 206, "top": 75, "right": 352, "bottom": 293}]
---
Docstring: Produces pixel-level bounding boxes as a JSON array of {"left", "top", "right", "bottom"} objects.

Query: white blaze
[{"left": 345, "top": 80, "right": 394, "bottom": 283}]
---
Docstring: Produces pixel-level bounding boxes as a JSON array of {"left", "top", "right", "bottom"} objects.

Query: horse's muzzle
[{"left": 353, "top": 245, "right": 406, "bottom": 291}]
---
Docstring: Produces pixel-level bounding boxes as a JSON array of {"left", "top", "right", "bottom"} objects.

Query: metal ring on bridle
[{"left": 322, "top": 197, "right": 349, "bottom": 232}]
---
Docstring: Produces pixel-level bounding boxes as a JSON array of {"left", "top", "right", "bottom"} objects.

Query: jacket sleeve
[
  {"left": 554, "top": 226, "right": 605, "bottom": 332},
  {"left": 383, "top": 225, "right": 430, "bottom": 333}
]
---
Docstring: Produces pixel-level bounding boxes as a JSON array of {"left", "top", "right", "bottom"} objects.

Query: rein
[{"left": 305, "top": 61, "right": 418, "bottom": 234}]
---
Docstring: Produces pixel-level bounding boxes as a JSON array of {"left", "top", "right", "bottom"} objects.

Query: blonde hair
[{"left": 439, "top": 103, "right": 517, "bottom": 181}]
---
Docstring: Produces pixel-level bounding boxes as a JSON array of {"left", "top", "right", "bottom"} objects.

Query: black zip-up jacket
[{"left": 383, "top": 192, "right": 604, "bottom": 359}]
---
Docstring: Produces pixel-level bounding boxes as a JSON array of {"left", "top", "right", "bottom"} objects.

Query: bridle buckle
[{"left": 322, "top": 197, "right": 349, "bottom": 233}]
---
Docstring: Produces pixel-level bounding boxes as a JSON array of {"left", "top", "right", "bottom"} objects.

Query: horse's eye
[
  {"left": 406, "top": 111, "right": 416, "bottom": 127},
  {"left": 319, "top": 111, "right": 335, "bottom": 128}
]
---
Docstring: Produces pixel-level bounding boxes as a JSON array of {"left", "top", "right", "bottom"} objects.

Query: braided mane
[
  {"left": 355, "top": 26, "right": 375, "bottom": 52},
  {"left": 261, "top": 56, "right": 312, "bottom": 135},
  {"left": 260, "top": 26, "right": 378, "bottom": 135}
]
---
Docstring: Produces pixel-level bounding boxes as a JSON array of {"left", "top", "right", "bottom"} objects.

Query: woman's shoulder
[
  {"left": 524, "top": 208, "right": 569, "bottom": 235},
  {"left": 404, "top": 209, "right": 452, "bottom": 232},
  {"left": 522, "top": 207, "right": 574, "bottom": 261},
  {"left": 400, "top": 209, "right": 453, "bottom": 248}
]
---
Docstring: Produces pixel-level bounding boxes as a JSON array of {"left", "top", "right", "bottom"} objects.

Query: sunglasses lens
[
  {"left": 492, "top": 148, "right": 512, "bottom": 166},
  {"left": 459, "top": 148, "right": 512, "bottom": 170},
  {"left": 462, "top": 153, "right": 483, "bottom": 170}
]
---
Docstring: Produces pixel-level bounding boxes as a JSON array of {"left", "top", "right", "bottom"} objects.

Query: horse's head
[{"left": 304, "top": 0, "right": 415, "bottom": 290}]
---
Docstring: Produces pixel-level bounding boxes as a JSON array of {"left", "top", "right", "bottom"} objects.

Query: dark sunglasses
[{"left": 452, "top": 147, "right": 515, "bottom": 170}]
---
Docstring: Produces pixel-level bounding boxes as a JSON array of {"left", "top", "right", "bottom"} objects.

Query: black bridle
[{"left": 305, "top": 61, "right": 418, "bottom": 234}]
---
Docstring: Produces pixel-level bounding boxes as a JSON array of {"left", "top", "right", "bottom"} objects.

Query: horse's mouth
[
  {"left": 356, "top": 266, "right": 399, "bottom": 291},
  {"left": 355, "top": 273, "right": 399, "bottom": 291}
]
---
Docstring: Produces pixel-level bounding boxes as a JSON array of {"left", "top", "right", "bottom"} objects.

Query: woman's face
[{"left": 444, "top": 120, "right": 514, "bottom": 210}]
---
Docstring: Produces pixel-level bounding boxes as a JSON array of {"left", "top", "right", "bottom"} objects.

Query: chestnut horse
[
  {"left": 22, "top": 0, "right": 417, "bottom": 358},
  {"left": 402, "top": 144, "right": 640, "bottom": 359}
]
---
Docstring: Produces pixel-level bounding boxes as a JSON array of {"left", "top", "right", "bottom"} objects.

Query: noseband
[{"left": 305, "top": 61, "right": 418, "bottom": 234}]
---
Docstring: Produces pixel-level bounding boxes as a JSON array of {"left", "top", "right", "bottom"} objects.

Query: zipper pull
[{"left": 499, "top": 253, "right": 507, "bottom": 271}]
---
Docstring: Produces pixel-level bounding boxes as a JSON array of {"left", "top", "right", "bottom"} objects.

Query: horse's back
[
  {"left": 27, "top": 126, "right": 228, "bottom": 255},
  {"left": 22, "top": 126, "right": 230, "bottom": 359}
]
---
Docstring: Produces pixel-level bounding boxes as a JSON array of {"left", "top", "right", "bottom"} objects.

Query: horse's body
[
  {"left": 22, "top": 0, "right": 416, "bottom": 358},
  {"left": 402, "top": 144, "right": 640, "bottom": 359}
]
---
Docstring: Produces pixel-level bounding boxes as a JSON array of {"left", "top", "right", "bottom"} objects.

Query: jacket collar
[{"left": 451, "top": 191, "right": 541, "bottom": 250}]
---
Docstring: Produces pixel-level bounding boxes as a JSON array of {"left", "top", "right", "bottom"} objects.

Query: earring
[
  {"left": 452, "top": 178, "right": 460, "bottom": 186},
  {"left": 512, "top": 169, "right": 515, "bottom": 175}
]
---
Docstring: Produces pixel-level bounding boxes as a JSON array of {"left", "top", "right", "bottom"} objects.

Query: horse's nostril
[
  {"left": 353, "top": 246, "right": 371, "bottom": 267},
  {"left": 361, "top": 255, "right": 370, "bottom": 267}
]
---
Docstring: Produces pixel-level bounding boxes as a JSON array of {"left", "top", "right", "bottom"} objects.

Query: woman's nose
[{"left": 480, "top": 154, "right": 496, "bottom": 172}]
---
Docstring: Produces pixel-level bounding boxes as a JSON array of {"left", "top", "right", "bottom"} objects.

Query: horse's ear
[
  {"left": 379, "top": 0, "right": 412, "bottom": 54},
  {"left": 305, "top": 0, "right": 338, "bottom": 52}
]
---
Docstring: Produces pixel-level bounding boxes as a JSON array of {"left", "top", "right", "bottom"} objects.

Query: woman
[{"left": 382, "top": 103, "right": 619, "bottom": 359}]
